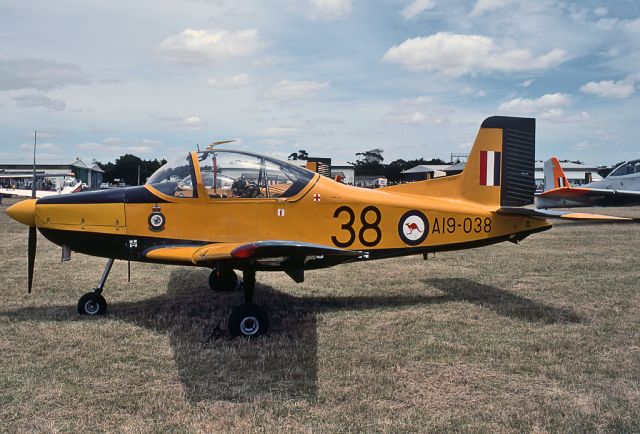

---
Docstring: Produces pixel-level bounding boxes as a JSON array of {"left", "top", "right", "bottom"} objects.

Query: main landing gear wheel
[
  {"left": 228, "top": 303, "right": 269, "bottom": 337},
  {"left": 209, "top": 268, "right": 239, "bottom": 292},
  {"left": 227, "top": 269, "right": 269, "bottom": 338},
  {"left": 77, "top": 292, "right": 108, "bottom": 315}
]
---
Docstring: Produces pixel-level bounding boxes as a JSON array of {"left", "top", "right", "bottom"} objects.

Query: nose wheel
[
  {"left": 77, "top": 292, "right": 107, "bottom": 315},
  {"left": 228, "top": 269, "right": 269, "bottom": 337},
  {"left": 77, "top": 258, "right": 113, "bottom": 316}
]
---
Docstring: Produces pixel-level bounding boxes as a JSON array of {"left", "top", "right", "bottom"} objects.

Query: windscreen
[{"left": 146, "top": 154, "right": 197, "bottom": 198}]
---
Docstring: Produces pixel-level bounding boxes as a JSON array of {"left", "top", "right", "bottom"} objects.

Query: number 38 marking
[{"left": 331, "top": 206, "right": 382, "bottom": 248}]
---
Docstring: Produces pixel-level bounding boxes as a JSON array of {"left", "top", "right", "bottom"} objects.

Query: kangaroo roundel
[{"left": 398, "top": 210, "right": 429, "bottom": 246}]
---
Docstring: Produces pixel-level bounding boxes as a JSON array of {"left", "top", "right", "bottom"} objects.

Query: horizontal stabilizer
[{"left": 498, "top": 207, "right": 637, "bottom": 221}]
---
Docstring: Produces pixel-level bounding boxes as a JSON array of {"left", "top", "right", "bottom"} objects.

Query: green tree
[
  {"left": 288, "top": 150, "right": 309, "bottom": 160},
  {"left": 98, "top": 154, "right": 166, "bottom": 185}
]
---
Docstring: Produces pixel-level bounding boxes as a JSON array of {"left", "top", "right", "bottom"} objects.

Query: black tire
[
  {"left": 77, "top": 292, "right": 107, "bottom": 316},
  {"left": 228, "top": 304, "right": 269, "bottom": 338},
  {"left": 209, "top": 268, "right": 238, "bottom": 292}
]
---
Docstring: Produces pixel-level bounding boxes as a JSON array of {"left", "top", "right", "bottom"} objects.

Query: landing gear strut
[
  {"left": 77, "top": 258, "right": 113, "bottom": 316},
  {"left": 228, "top": 269, "right": 269, "bottom": 337}
]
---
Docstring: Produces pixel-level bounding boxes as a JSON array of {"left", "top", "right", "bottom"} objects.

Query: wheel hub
[
  {"left": 239, "top": 316, "right": 259, "bottom": 336},
  {"left": 84, "top": 299, "right": 99, "bottom": 315}
]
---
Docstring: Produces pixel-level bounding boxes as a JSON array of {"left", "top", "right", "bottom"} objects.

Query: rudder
[{"left": 461, "top": 116, "right": 536, "bottom": 207}]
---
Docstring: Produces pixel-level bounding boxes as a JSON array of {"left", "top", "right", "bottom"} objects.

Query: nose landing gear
[{"left": 77, "top": 258, "right": 113, "bottom": 316}]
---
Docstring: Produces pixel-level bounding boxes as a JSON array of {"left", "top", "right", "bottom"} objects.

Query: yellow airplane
[{"left": 6, "top": 116, "right": 633, "bottom": 337}]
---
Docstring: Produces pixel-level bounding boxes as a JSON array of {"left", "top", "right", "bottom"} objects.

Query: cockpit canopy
[
  {"left": 146, "top": 150, "right": 315, "bottom": 199},
  {"left": 608, "top": 160, "right": 640, "bottom": 178}
]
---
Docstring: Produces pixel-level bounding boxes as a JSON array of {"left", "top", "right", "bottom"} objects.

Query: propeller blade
[
  {"left": 28, "top": 130, "right": 37, "bottom": 293},
  {"left": 32, "top": 130, "right": 37, "bottom": 199},
  {"left": 28, "top": 226, "right": 37, "bottom": 293}
]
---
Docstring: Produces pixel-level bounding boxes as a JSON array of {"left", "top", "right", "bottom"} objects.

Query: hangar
[{"left": 0, "top": 158, "right": 104, "bottom": 189}]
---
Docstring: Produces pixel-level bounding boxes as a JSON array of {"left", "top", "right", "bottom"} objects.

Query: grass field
[{"left": 1, "top": 197, "right": 639, "bottom": 432}]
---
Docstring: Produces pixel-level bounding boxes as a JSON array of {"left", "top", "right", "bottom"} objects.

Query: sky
[{"left": 0, "top": 0, "right": 638, "bottom": 166}]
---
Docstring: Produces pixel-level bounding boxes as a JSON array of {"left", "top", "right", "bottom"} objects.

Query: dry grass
[{"left": 1, "top": 197, "right": 639, "bottom": 432}]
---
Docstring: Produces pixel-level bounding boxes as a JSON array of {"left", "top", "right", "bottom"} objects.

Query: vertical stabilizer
[
  {"left": 461, "top": 116, "right": 536, "bottom": 207},
  {"left": 543, "top": 157, "right": 570, "bottom": 191}
]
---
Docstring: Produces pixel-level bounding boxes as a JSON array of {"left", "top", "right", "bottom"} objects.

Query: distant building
[
  {"left": 354, "top": 175, "right": 388, "bottom": 188},
  {"left": 330, "top": 161, "right": 355, "bottom": 185},
  {"left": 534, "top": 161, "right": 601, "bottom": 190},
  {"left": 0, "top": 158, "right": 104, "bottom": 188},
  {"left": 402, "top": 160, "right": 603, "bottom": 189},
  {"left": 401, "top": 164, "right": 451, "bottom": 182},
  {"left": 443, "top": 161, "right": 466, "bottom": 176},
  {"left": 293, "top": 158, "right": 355, "bottom": 185}
]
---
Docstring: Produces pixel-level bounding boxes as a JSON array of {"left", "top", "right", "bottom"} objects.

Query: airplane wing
[
  {"left": 539, "top": 186, "right": 640, "bottom": 201},
  {"left": 0, "top": 188, "right": 60, "bottom": 198},
  {"left": 536, "top": 186, "right": 640, "bottom": 208},
  {"left": 498, "top": 207, "right": 638, "bottom": 221},
  {"left": 144, "top": 240, "right": 364, "bottom": 278}
]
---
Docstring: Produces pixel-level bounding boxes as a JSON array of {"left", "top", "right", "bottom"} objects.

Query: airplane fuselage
[{"left": 34, "top": 175, "right": 550, "bottom": 270}]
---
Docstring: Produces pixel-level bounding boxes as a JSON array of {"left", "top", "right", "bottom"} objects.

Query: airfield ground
[{"left": 0, "top": 197, "right": 639, "bottom": 432}]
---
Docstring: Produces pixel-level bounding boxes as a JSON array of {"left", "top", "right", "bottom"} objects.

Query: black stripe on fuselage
[
  {"left": 38, "top": 228, "right": 209, "bottom": 262},
  {"left": 39, "top": 225, "right": 551, "bottom": 271},
  {"left": 37, "top": 186, "right": 168, "bottom": 205}
]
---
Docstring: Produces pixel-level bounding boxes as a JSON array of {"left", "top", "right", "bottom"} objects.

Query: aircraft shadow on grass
[{"left": 1, "top": 271, "right": 579, "bottom": 403}]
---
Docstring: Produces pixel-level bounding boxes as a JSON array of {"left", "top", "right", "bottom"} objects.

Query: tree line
[
  {"left": 97, "top": 154, "right": 166, "bottom": 186},
  {"left": 289, "top": 148, "right": 447, "bottom": 182},
  {"left": 99, "top": 149, "right": 621, "bottom": 186}
]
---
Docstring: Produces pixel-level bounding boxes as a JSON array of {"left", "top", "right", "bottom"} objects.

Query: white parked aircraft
[{"left": 0, "top": 175, "right": 82, "bottom": 198}]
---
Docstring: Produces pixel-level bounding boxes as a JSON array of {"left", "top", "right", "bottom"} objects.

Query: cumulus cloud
[
  {"left": 261, "top": 80, "right": 329, "bottom": 101},
  {"left": 595, "top": 16, "right": 640, "bottom": 32},
  {"left": 498, "top": 93, "right": 572, "bottom": 113},
  {"left": 383, "top": 96, "right": 450, "bottom": 125},
  {"left": 0, "top": 58, "right": 88, "bottom": 91},
  {"left": 580, "top": 76, "right": 637, "bottom": 98},
  {"left": 159, "top": 28, "right": 264, "bottom": 62},
  {"left": 309, "top": 0, "right": 352, "bottom": 20},
  {"left": 384, "top": 111, "right": 448, "bottom": 125},
  {"left": 258, "top": 127, "right": 300, "bottom": 136},
  {"left": 519, "top": 79, "right": 535, "bottom": 87},
  {"left": 75, "top": 139, "right": 154, "bottom": 154},
  {"left": 382, "top": 32, "right": 568, "bottom": 77},
  {"left": 538, "top": 109, "right": 590, "bottom": 123},
  {"left": 498, "top": 93, "right": 589, "bottom": 123},
  {"left": 19, "top": 142, "right": 60, "bottom": 151},
  {"left": 206, "top": 73, "right": 252, "bottom": 89},
  {"left": 179, "top": 116, "right": 207, "bottom": 130},
  {"left": 469, "top": 0, "right": 511, "bottom": 17},
  {"left": 13, "top": 93, "right": 66, "bottom": 111},
  {"left": 157, "top": 116, "right": 207, "bottom": 131},
  {"left": 400, "top": 0, "right": 436, "bottom": 20},
  {"left": 593, "top": 7, "right": 607, "bottom": 17},
  {"left": 459, "top": 86, "right": 486, "bottom": 97}
]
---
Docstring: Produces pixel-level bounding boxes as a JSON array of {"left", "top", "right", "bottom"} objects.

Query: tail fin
[
  {"left": 543, "top": 157, "right": 570, "bottom": 191},
  {"left": 459, "top": 116, "right": 536, "bottom": 207},
  {"left": 382, "top": 116, "right": 536, "bottom": 208}
]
